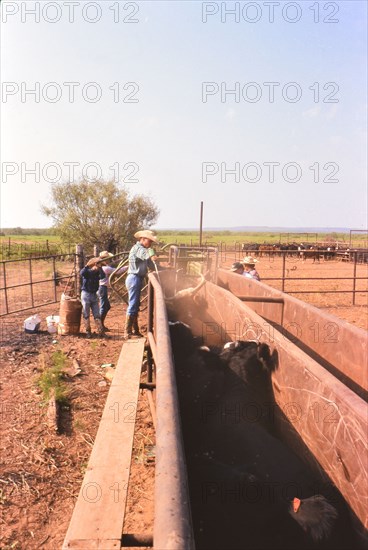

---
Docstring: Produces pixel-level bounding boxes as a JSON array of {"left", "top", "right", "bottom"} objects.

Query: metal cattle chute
[
  {"left": 63, "top": 253, "right": 367, "bottom": 549},
  {"left": 151, "top": 268, "right": 367, "bottom": 544}
]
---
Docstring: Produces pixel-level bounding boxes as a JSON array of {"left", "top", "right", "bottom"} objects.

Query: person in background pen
[
  {"left": 242, "top": 256, "right": 261, "bottom": 281},
  {"left": 230, "top": 262, "right": 246, "bottom": 276}
]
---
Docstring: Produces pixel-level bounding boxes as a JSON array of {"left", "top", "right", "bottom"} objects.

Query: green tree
[{"left": 41, "top": 179, "right": 159, "bottom": 251}]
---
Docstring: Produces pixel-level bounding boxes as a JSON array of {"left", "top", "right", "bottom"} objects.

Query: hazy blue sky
[{"left": 1, "top": 0, "right": 367, "bottom": 229}]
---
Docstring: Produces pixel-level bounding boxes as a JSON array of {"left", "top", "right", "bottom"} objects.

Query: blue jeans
[
  {"left": 81, "top": 290, "right": 100, "bottom": 320},
  {"left": 98, "top": 285, "right": 111, "bottom": 316},
  {"left": 125, "top": 274, "right": 143, "bottom": 316}
]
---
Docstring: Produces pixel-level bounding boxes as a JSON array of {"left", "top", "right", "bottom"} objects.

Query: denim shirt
[
  {"left": 127, "top": 242, "right": 155, "bottom": 277},
  {"left": 80, "top": 266, "right": 105, "bottom": 293}
]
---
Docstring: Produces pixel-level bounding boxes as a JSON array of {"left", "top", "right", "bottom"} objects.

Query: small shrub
[{"left": 38, "top": 350, "right": 69, "bottom": 404}]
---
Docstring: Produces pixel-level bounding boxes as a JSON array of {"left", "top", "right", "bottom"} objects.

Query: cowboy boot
[
  {"left": 94, "top": 317, "right": 105, "bottom": 337},
  {"left": 83, "top": 318, "right": 92, "bottom": 338},
  {"left": 124, "top": 314, "right": 134, "bottom": 339},
  {"left": 100, "top": 313, "right": 111, "bottom": 332},
  {"left": 132, "top": 315, "right": 143, "bottom": 337}
]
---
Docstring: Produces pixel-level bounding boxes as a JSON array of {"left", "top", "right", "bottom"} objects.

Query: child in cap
[
  {"left": 230, "top": 262, "right": 246, "bottom": 276},
  {"left": 80, "top": 257, "right": 105, "bottom": 337}
]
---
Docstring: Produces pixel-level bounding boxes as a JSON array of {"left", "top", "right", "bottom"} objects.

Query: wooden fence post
[{"left": 76, "top": 244, "right": 84, "bottom": 294}]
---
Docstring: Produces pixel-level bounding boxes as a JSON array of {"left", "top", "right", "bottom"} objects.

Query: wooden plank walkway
[{"left": 62, "top": 339, "right": 146, "bottom": 549}]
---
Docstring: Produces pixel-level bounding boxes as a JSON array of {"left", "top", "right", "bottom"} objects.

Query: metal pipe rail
[{"left": 147, "top": 272, "right": 195, "bottom": 550}]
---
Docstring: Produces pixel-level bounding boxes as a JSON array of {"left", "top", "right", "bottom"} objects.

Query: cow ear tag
[{"left": 293, "top": 497, "right": 301, "bottom": 513}]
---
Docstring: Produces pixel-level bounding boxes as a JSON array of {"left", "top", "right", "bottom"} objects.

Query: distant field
[
  {"left": 1, "top": 231, "right": 367, "bottom": 260},
  {"left": 0, "top": 235, "right": 62, "bottom": 244},
  {"left": 158, "top": 231, "right": 367, "bottom": 247},
  {"left": 0, "top": 235, "right": 70, "bottom": 261}
]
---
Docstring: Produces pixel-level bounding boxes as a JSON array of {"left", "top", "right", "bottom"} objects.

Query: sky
[{"left": 0, "top": 0, "right": 367, "bottom": 230}]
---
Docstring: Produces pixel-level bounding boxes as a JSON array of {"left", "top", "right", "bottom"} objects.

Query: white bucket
[
  {"left": 46, "top": 315, "right": 60, "bottom": 334},
  {"left": 24, "top": 314, "right": 41, "bottom": 334}
]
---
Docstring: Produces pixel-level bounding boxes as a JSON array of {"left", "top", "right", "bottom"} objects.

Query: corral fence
[
  {"left": 0, "top": 254, "right": 79, "bottom": 316},
  {"left": 165, "top": 239, "right": 368, "bottom": 253},
  {"left": 233, "top": 248, "right": 368, "bottom": 306},
  {"left": 160, "top": 245, "right": 367, "bottom": 307},
  {"left": 0, "top": 241, "right": 172, "bottom": 318},
  {"left": 1, "top": 244, "right": 367, "bottom": 317},
  {"left": 0, "top": 246, "right": 130, "bottom": 317}
]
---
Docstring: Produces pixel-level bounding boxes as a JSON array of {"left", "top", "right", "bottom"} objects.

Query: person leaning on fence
[
  {"left": 125, "top": 230, "right": 158, "bottom": 339},
  {"left": 80, "top": 257, "right": 105, "bottom": 338},
  {"left": 242, "top": 256, "right": 261, "bottom": 281},
  {"left": 230, "top": 262, "right": 246, "bottom": 276},
  {"left": 97, "top": 250, "right": 128, "bottom": 332}
]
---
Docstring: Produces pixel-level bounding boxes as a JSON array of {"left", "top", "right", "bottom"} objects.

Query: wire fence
[
  {"left": 0, "top": 239, "right": 75, "bottom": 261},
  {"left": 0, "top": 254, "right": 78, "bottom": 316},
  {"left": 228, "top": 249, "right": 368, "bottom": 307},
  {"left": 0, "top": 246, "right": 367, "bottom": 317}
]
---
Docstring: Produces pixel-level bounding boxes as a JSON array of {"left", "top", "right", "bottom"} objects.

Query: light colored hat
[
  {"left": 134, "top": 230, "right": 159, "bottom": 244},
  {"left": 243, "top": 256, "right": 258, "bottom": 265},
  {"left": 99, "top": 250, "right": 114, "bottom": 260},
  {"left": 86, "top": 256, "right": 101, "bottom": 267}
]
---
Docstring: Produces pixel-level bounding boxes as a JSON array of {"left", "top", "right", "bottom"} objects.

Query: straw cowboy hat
[
  {"left": 134, "top": 230, "right": 159, "bottom": 244},
  {"left": 242, "top": 256, "right": 259, "bottom": 265},
  {"left": 99, "top": 250, "right": 114, "bottom": 260},
  {"left": 86, "top": 256, "right": 101, "bottom": 267}
]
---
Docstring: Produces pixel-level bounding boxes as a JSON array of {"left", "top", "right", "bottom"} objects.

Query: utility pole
[{"left": 199, "top": 201, "right": 203, "bottom": 247}]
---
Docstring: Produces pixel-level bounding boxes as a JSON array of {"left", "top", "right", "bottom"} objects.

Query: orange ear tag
[{"left": 293, "top": 497, "right": 301, "bottom": 513}]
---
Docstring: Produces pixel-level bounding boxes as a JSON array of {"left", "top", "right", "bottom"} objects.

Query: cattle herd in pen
[
  {"left": 242, "top": 243, "right": 345, "bottom": 261},
  {"left": 169, "top": 321, "right": 360, "bottom": 550}
]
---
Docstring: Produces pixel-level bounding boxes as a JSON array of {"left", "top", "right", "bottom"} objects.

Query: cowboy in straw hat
[
  {"left": 134, "top": 230, "right": 159, "bottom": 244},
  {"left": 242, "top": 256, "right": 261, "bottom": 281},
  {"left": 99, "top": 250, "right": 114, "bottom": 261},
  {"left": 97, "top": 250, "right": 127, "bottom": 332},
  {"left": 242, "top": 256, "right": 259, "bottom": 265},
  {"left": 125, "top": 229, "right": 159, "bottom": 338}
]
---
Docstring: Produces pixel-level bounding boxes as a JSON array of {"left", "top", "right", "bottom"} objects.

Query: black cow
[
  {"left": 242, "top": 243, "right": 259, "bottom": 253},
  {"left": 187, "top": 454, "right": 346, "bottom": 550},
  {"left": 169, "top": 322, "right": 358, "bottom": 550}
]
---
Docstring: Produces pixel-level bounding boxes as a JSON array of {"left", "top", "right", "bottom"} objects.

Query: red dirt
[
  {"left": 0, "top": 259, "right": 366, "bottom": 549},
  {"left": 0, "top": 299, "right": 154, "bottom": 549}
]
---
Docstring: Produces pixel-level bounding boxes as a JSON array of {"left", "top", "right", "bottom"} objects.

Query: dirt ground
[
  {"left": 0, "top": 298, "right": 154, "bottom": 550},
  {"left": 0, "top": 259, "right": 366, "bottom": 549}
]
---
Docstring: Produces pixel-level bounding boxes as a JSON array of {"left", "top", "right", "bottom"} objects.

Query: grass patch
[
  {"left": 38, "top": 350, "right": 70, "bottom": 404},
  {"left": 158, "top": 231, "right": 367, "bottom": 247}
]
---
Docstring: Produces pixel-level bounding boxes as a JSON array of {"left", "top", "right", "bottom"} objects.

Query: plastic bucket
[
  {"left": 46, "top": 315, "right": 60, "bottom": 334},
  {"left": 24, "top": 314, "right": 41, "bottom": 334},
  {"left": 58, "top": 294, "right": 82, "bottom": 335}
]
